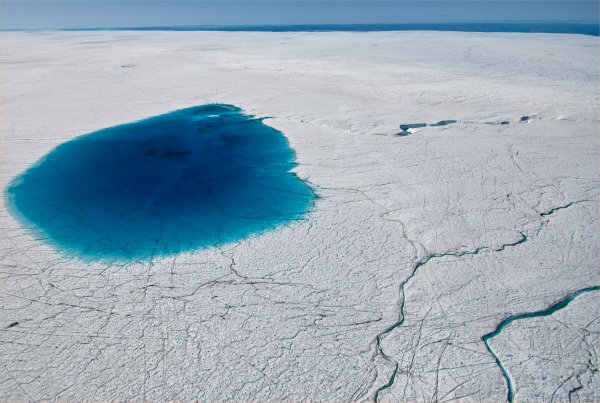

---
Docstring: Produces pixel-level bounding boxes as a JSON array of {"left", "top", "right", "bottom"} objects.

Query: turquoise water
[
  {"left": 483, "top": 286, "right": 600, "bottom": 402},
  {"left": 6, "top": 104, "right": 315, "bottom": 261}
]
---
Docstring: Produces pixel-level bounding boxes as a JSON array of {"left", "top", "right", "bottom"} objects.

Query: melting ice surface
[{"left": 6, "top": 104, "right": 314, "bottom": 261}]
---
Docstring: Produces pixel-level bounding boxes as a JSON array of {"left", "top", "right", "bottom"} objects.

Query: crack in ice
[{"left": 371, "top": 201, "right": 585, "bottom": 402}]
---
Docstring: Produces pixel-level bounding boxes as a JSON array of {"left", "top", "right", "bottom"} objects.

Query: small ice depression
[
  {"left": 5, "top": 104, "right": 315, "bottom": 261},
  {"left": 395, "top": 115, "right": 540, "bottom": 136}
]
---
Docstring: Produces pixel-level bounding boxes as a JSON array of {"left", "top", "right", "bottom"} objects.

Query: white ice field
[{"left": 2, "top": 30, "right": 599, "bottom": 402}]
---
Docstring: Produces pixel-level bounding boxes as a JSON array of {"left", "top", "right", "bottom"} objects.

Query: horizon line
[{"left": 3, "top": 21, "right": 599, "bottom": 32}]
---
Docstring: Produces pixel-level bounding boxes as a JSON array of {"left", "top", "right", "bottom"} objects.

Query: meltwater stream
[
  {"left": 483, "top": 286, "right": 600, "bottom": 403},
  {"left": 6, "top": 104, "right": 314, "bottom": 261}
]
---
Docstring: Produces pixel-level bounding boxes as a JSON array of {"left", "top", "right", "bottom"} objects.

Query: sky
[{"left": 2, "top": 1, "right": 599, "bottom": 30}]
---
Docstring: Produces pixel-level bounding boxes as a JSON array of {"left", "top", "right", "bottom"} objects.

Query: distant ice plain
[{"left": 1, "top": 30, "right": 598, "bottom": 402}]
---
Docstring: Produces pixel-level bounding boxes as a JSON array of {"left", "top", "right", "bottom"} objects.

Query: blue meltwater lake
[{"left": 6, "top": 104, "right": 315, "bottom": 261}]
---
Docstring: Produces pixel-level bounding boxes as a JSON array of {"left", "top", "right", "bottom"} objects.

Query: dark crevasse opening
[{"left": 6, "top": 104, "right": 315, "bottom": 261}]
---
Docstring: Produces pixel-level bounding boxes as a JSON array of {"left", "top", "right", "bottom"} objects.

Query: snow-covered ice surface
[{"left": 1, "top": 31, "right": 598, "bottom": 402}]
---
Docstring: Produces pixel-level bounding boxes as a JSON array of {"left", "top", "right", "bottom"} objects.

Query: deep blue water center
[{"left": 6, "top": 104, "right": 314, "bottom": 261}]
